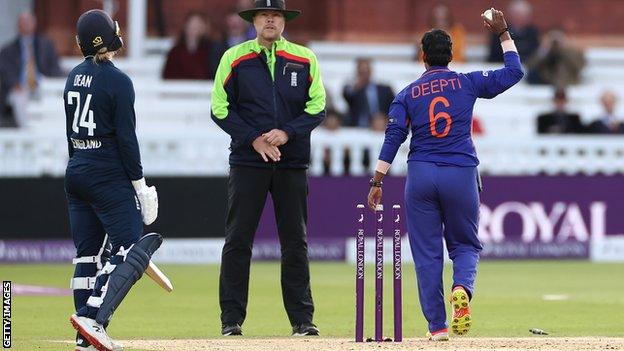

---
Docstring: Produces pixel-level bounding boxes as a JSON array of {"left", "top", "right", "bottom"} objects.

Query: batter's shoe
[
  {"left": 70, "top": 314, "right": 118, "bottom": 351},
  {"left": 75, "top": 332, "right": 96, "bottom": 351},
  {"left": 221, "top": 324, "right": 243, "bottom": 336},
  {"left": 292, "top": 323, "right": 319, "bottom": 336},
  {"left": 76, "top": 331, "right": 124, "bottom": 351},
  {"left": 450, "top": 286, "right": 472, "bottom": 335},
  {"left": 426, "top": 328, "right": 449, "bottom": 341}
]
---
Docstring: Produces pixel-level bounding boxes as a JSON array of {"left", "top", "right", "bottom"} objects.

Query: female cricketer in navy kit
[
  {"left": 64, "top": 10, "right": 161, "bottom": 351},
  {"left": 368, "top": 9, "right": 523, "bottom": 341}
]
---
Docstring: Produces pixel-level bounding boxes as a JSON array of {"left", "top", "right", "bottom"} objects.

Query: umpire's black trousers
[{"left": 219, "top": 165, "right": 314, "bottom": 326}]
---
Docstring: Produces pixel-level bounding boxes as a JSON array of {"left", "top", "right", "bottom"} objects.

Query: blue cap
[{"left": 76, "top": 9, "right": 123, "bottom": 56}]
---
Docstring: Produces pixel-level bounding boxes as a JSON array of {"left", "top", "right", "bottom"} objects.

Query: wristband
[
  {"left": 369, "top": 178, "right": 383, "bottom": 188},
  {"left": 498, "top": 28, "right": 510, "bottom": 37}
]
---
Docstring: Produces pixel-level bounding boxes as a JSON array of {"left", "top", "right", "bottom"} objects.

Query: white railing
[
  {"left": 20, "top": 75, "right": 618, "bottom": 140},
  {"left": 5, "top": 44, "right": 624, "bottom": 177},
  {"left": 23, "top": 78, "right": 213, "bottom": 130},
  {"left": 1, "top": 128, "right": 623, "bottom": 177},
  {"left": 311, "top": 130, "right": 624, "bottom": 176}
]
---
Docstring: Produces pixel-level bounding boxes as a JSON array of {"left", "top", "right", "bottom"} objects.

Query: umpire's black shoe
[
  {"left": 221, "top": 324, "right": 243, "bottom": 336},
  {"left": 292, "top": 323, "right": 320, "bottom": 336}
]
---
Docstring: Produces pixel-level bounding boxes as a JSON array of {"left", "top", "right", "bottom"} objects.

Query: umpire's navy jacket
[{"left": 211, "top": 38, "right": 326, "bottom": 169}]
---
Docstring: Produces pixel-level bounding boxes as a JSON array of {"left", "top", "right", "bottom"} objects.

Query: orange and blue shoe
[
  {"left": 450, "top": 286, "right": 472, "bottom": 335},
  {"left": 426, "top": 328, "right": 449, "bottom": 341}
]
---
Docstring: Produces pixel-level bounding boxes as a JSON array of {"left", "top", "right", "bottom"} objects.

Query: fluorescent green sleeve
[
  {"left": 210, "top": 47, "right": 261, "bottom": 145},
  {"left": 305, "top": 52, "right": 326, "bottom": 115},
  {"left": 211, "top": 51, "right": 233, "bottom": 119}
]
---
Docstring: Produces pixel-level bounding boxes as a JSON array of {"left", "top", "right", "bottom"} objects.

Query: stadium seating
[{"left": 2, "top": 41, "right": 624, "bottom": 177}]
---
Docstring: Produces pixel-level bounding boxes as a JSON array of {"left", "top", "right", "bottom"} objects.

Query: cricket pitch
[{"left": 119, "top": 337, "right": 624, "bottom": 351}]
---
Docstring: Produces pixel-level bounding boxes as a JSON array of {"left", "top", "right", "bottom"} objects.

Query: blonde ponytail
[{"left": 92, "top": 50, "right": 116, "bottom": 64}]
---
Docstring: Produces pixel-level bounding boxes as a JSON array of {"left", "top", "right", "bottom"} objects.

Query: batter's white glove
[{"left": 132, "top": 178, "right": 158, "bottom": 225}]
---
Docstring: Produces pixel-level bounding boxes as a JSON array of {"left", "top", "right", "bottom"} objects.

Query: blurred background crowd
[{"left": 0, "top": 0, "right": 623, "bottom": 177}]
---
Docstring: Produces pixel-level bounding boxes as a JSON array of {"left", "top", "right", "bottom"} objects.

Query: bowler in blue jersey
[{"left": 368, "top": 9, "right": 523, "bottom": 341}]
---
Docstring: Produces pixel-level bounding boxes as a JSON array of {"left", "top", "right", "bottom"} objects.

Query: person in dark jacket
[
  {"left": 162, "top": 12, "right": 224, "bottom": 80},
  {"left": 537, "top": 88, "right": 585, "bottom": 134},
  {"left": 342, "top": 57, "right": 395, "bottom": 127},
  {"left": 586, "top": 90, "right": 624, "bottom": 134},
  {"left": 211, "top": 0, "right": 325, "bottom": 338},
  {"left": 0, "top": 12, "right": 64, "bottom": 127}
]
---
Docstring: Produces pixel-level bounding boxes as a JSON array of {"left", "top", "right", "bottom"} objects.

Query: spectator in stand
[
  {"left": 0, "top": 11, "right": 64, "bottom": 127},
  {"left": 321, "top": 110, "right": 347, "bottom": 175},
  {"left": 586, "top": 90, "right": 624, "bottom": 134},
  {"left": 236, "top": 0, "right": 259, "bottom": 39},
  {"left": 162, "top": 12, "right": 224, "bottom": 80},
  {"left": 527, "top": 28, "right": 586, "bottom": 88},
  {"left": 324, "top": 86, "right": 337, "bottom": 115},
  {"left": 370, "top": 112, "right": 388, "bottom": 133},
  {"left": 361, "top": 112, "right": 390, "bottom": 171},
  {"left": 223, "top": 11, "right": 252, "bottom": 48},
  {"left": 487, "top": 0, "right": 539, "bottom": 64},
  {"left": 416, "top": 2, "right": 466, "bottom": 63},
  {"left": 321, "top": 110, "right": 342, "bottom": 132},
  {"left": 343, "top": 58, "right": 394, "bottom": 128},
  {"left": 537, "top": 88, "right": 585, "bottom": 134}
]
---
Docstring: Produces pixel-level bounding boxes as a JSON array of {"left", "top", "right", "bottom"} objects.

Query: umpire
[{"left": 210, "top": 0, "right": 326, "bottom": 337}]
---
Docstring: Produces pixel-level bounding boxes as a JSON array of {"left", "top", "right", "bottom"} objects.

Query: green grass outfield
[{"left": 2, "top": 261, "right": 623, "bottom": 350}]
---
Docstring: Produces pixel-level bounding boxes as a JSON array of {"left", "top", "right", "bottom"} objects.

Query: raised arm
[{"left": 467, "top": 8, "right": 524, "bottom": 99}]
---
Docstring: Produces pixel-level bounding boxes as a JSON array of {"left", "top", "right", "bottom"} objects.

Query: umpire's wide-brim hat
[{"left": 239, "top": 0, "right": 301, "bottom": 22}]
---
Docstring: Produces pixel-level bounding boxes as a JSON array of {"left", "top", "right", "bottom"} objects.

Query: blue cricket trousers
[
  {"left": 65, "top": 161, "right": 143, "bottom": 315},
  {"left": 405, "top": 161, "right": 482, "bottom": 332}
]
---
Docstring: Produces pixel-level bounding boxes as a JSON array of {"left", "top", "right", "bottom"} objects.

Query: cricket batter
[
  {"left": 64, "top": 10, "right": 161, "bottom": 351},
  {"left": 367, "top": 9, "right": 523, "bottom": 340}
]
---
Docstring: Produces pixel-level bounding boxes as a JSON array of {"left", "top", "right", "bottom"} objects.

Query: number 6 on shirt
[{"left": 429, "top": 96, "right": 452, "bottom": 138}]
